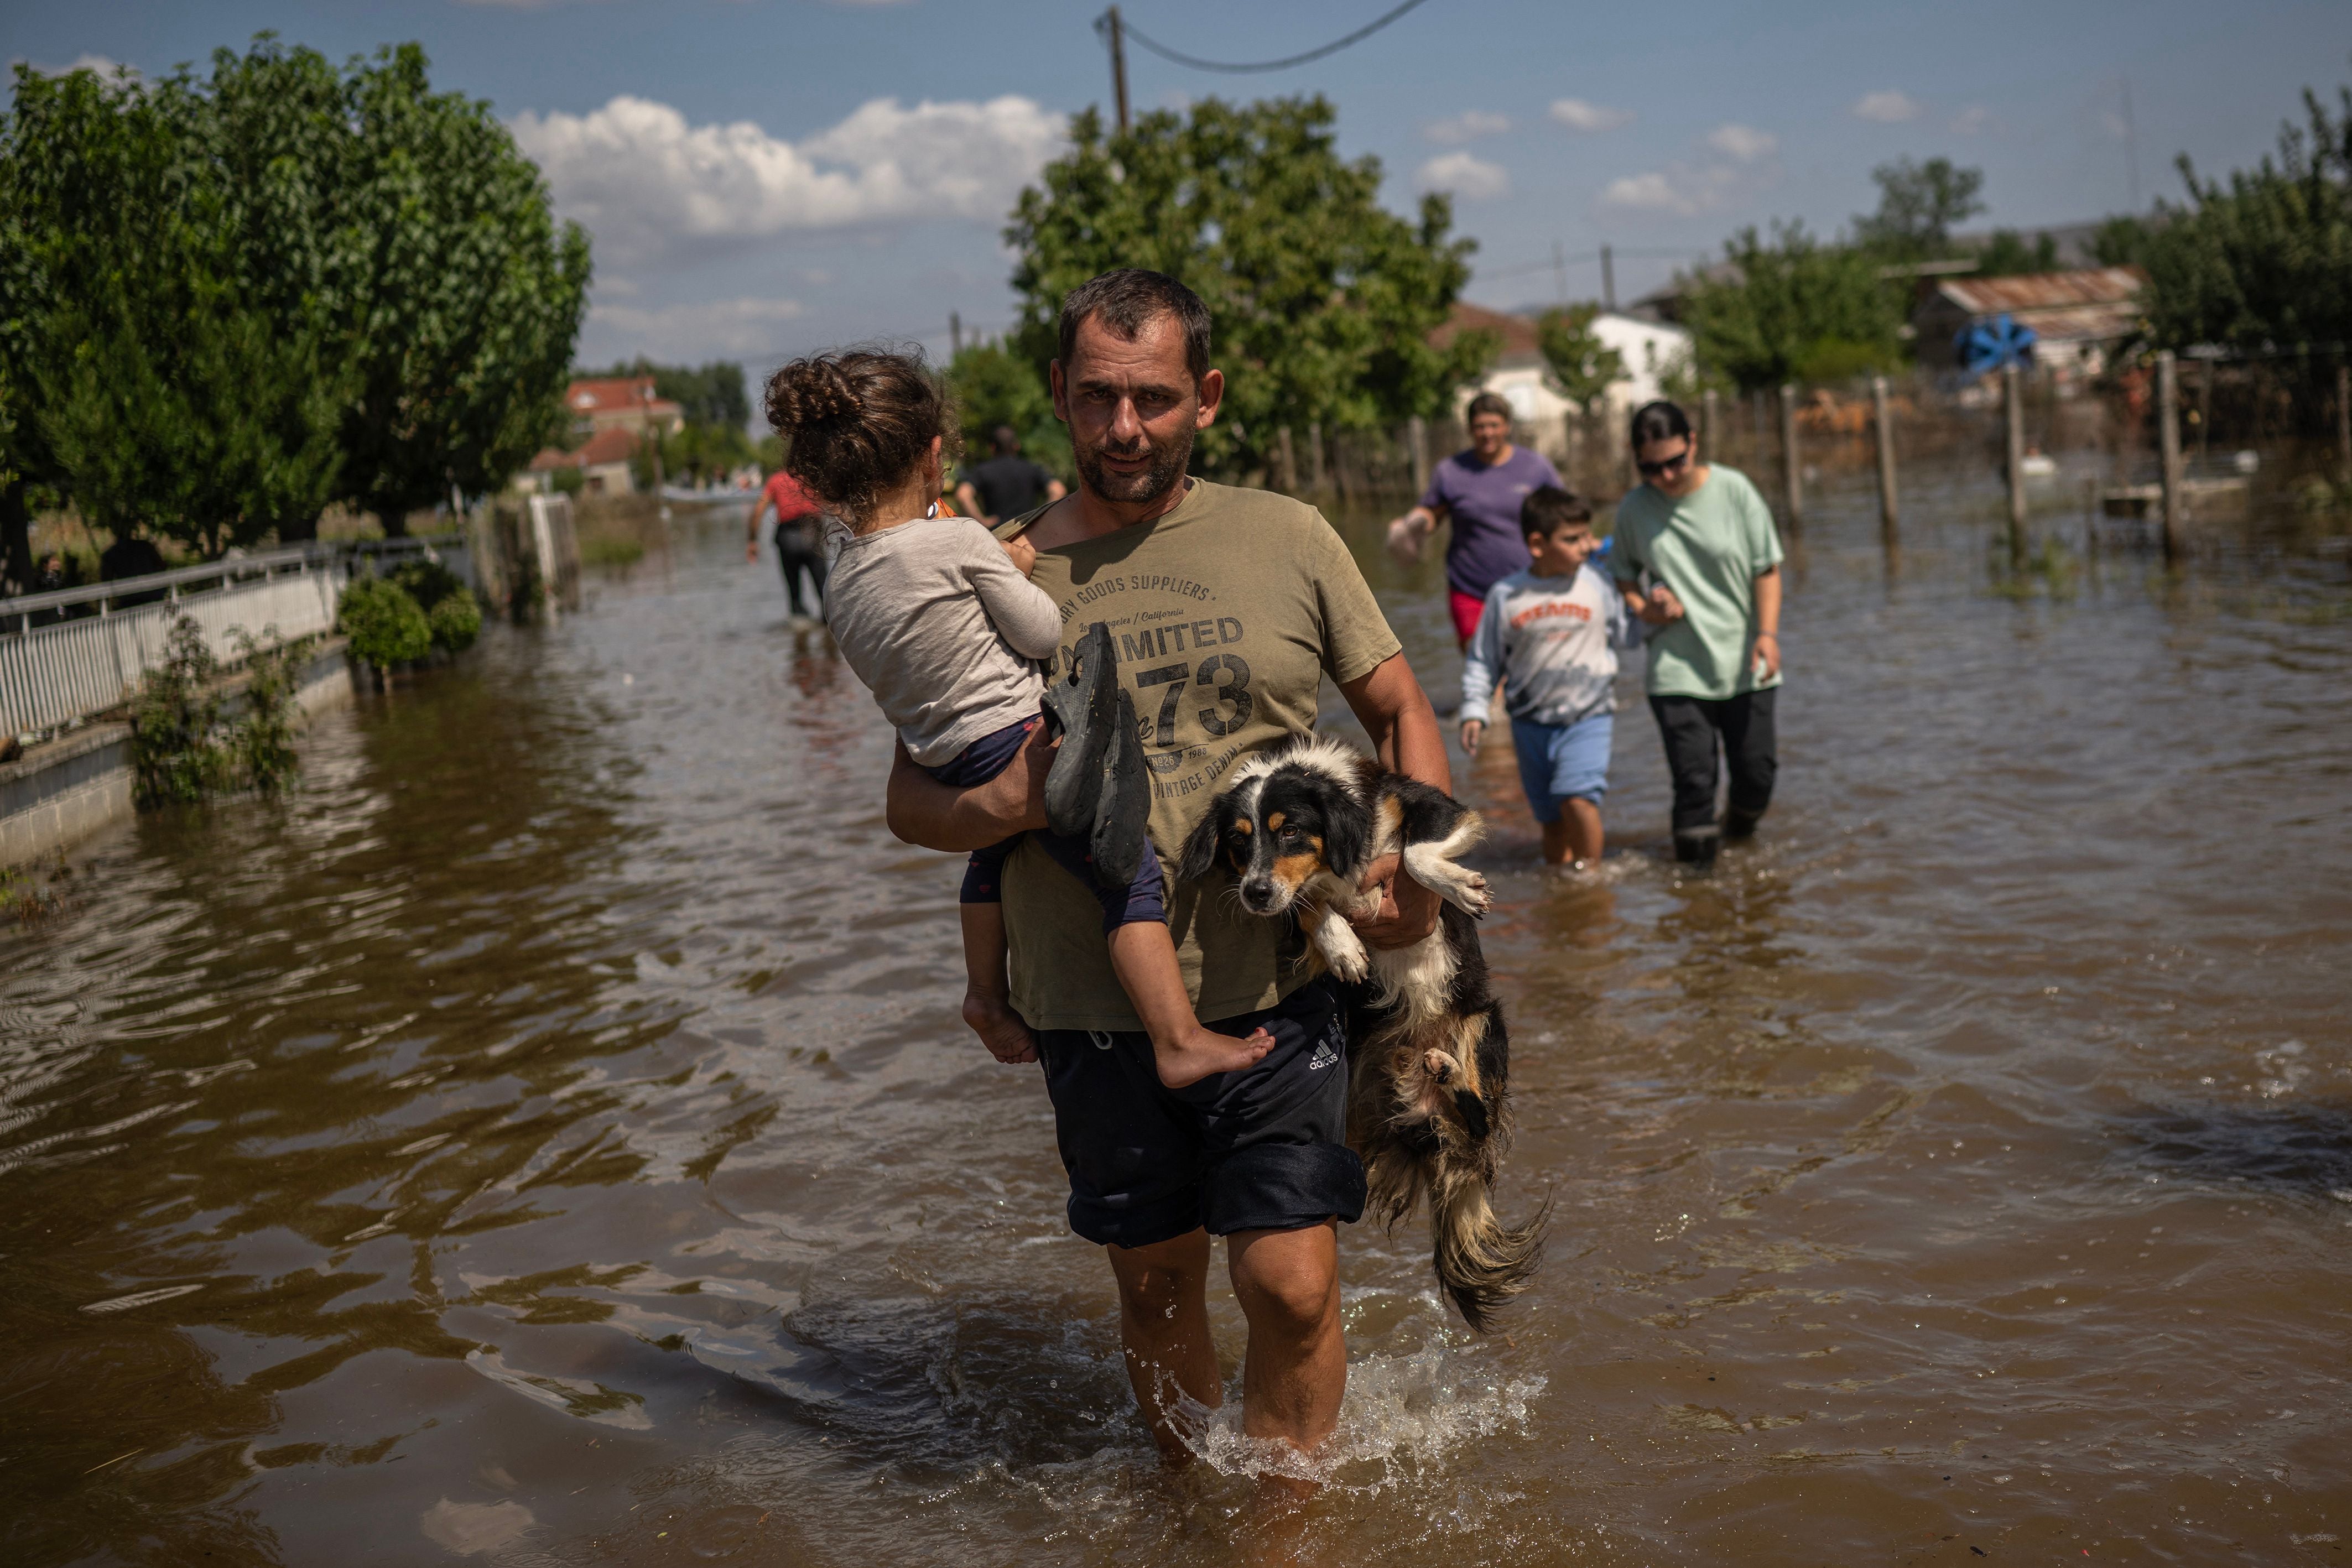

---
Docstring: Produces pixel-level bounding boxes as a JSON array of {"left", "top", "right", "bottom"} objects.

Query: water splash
[{"left": 1168, "top": 1344, "right": 1546, "bottom": 1491}]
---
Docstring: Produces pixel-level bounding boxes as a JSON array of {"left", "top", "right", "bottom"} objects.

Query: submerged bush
[
  {"left": 385, "top": 556, "right": 483, "bottom": 653},
  {"left": 338, "top": 575, "right": 432, "bottom": 667},
  {"left": 128, "top": 616, "right": 311, "bottom": 804}
]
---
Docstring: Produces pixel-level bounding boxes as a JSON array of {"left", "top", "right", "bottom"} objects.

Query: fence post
[
  {"left": 2157, "top": 350, "right": 2185, "bottom": 565},
  {"left": 1871, "top": 375, "right": 1900, "bottom": 552},
  {"left": 1701, "top": 388, "right": 1720, "bottom": 455},
  {"left": 1306, "top": 419, "right": 1326, "bottom": 493},
  {"left": 1776, "top": 383, "right": 1802, "bottom": 535},
  {"left": 1407, "top": 415, "right": 1429, "bottom": 497},
  {"left": 2004, "top": 363, "right": 2028, "bottom": 570},
  {"left": 1275, "top": 426, "right": 1298, "bottom": 493},
  {"left": 2337, "top": 360, "right": 2351, "bottom": 480}
]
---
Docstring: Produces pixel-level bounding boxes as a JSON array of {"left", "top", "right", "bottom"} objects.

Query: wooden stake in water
[
  {"left": 2157, "top": 350, "right": 2185, "bottom": 565},
  {"left": 1407, "top": 415, "right": 1429, "bottom": 497},
  {"left": 1306, "top": 419, "right": 1326, "bottom": 492},
  {"left": 2004, "top": 362, "right": 2028, "bottom": 570},
  {"left": 1777, "top": 384, "right": 1802, "bottom": 536},
  {"left": 2338, "top": 361, "right": 2351, "bottom": 480},
  {"left": 1701, "top": 388, "right": 1720, "bottom": 456},
  {"left": 1871, "top": 375, "right": 1900, "bottom": 551},
  {"left": 1275, "top": 426, "right": 1298, "bottom": 493}
]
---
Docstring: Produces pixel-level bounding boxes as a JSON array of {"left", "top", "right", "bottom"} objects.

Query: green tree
[
  {"left": 1005, "top": 98, "right": 1491, "bottom": 478},
  {"left": 2, "top": 57, "right": 346, "bottom": 559},
  {"left": 1676, "top": 222, "right": 1908, "bottom": 390},
  {"left": 334, "top": 45, "right": 591, "bottom": 534},
  {"left": 2135, "top": 75, "right": 2352, "bottom": 356},
  {"left": 1973, "top": 228, "right": 2061, "bottom": 277},
  {"left": 1854, "top": 157, "right": 1986, "bottom": 257},
  {"left": 1534, "top": 303, "right": 1627, "bottom": 413},
  {"left": 945, "top": 337, "right": 1070, "bottom": 476}
]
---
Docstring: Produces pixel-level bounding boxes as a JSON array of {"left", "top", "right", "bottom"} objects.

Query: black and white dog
[{"left": 1182, "top": 735, "right": 1546, "bottom": 1330}]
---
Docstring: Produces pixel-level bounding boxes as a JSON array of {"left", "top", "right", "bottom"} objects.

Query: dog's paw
[
  {"left": 1422, "top": 1048, "right": 1458, "bottom": 1084},
  {"left": 1325, "top": 944, "right": 1370, "bottom": 984},
  {"left": 1456, "top": 871, "right": 1492, "bottom": 917}
]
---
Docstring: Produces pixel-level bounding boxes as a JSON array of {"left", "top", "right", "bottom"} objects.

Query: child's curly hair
[{"left": 763, "top": 346, "right": 960, "bottom": 524}]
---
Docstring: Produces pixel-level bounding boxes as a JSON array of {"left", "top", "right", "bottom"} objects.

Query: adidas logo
[{"left": 1308, "top": 1042, "right": 1339, "bottom": 1071}]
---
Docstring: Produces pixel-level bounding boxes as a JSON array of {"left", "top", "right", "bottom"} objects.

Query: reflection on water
[{"left": 4, "top": 466, "right": 2350, "bottom": 1565}]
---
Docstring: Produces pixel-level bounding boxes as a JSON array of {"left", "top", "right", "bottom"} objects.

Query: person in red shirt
[{"left": 746, "top": 467, "right": 830, "bottom": 616}]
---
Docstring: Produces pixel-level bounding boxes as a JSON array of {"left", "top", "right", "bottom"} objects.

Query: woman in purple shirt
[{"left": 1387, "top": 391, "right": 1566, "bottom": 646}]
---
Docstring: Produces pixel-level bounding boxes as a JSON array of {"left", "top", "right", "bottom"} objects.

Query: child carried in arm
[
  {"left": 1459, "top": 486, "right": 1640, "bottom": 869},
  {"left": 764, "top": 348, "right": 1270, "bottom": 1087}
]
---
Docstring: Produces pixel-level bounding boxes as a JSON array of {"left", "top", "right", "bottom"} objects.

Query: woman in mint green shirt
[{"left": 1610, "top": 400, "right": 1784, "bottom": 866}]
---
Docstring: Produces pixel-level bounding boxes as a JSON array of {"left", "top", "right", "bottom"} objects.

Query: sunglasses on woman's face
[{"left": 1637, "top": 444, "right": 1693, "bottom": 478}]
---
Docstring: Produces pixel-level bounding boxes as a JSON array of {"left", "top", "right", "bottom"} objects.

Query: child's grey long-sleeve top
[
  {"left": 1460, "top": 562, "right": 1640, "bottom": 728},
  {"left": 824, "top": 513, "right": 1063, "bottom": 766}
]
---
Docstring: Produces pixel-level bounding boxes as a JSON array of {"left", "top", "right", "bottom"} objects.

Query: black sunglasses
[{"left": 1636, "top": 445, "right": 1693, "bottom": 478}]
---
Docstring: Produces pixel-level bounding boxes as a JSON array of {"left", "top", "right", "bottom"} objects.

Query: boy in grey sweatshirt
[{"left": 1459, "top": 486, "right": 1640, "bottom": 868}]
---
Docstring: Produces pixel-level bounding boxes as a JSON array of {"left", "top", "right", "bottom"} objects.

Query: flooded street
[{"left": 6, "top": 465, "right": 2351, "bottom": 1565}]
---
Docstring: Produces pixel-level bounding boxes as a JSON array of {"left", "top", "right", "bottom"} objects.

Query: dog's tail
[{"left": 1430, "top": 1174, "right": 1549, "bottom": 1333}]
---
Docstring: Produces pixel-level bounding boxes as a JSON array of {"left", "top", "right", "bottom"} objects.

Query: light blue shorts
[{"left": 1511, "top": 712, "right": 1614, "bottom": 822}]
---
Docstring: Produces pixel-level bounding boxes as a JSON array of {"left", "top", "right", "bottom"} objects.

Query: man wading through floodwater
[{"left": 886, "top": 269, "right": 1449, "bottom": 1480}]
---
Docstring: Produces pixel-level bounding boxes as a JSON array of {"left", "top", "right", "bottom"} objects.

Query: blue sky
[{"left": 9, "top": 0, "right": 2347, "bottom": 383}]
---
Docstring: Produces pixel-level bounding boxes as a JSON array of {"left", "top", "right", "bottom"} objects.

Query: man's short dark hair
[
  {"left": 991, "top": 424, "right": 1020, "bottom": 454},
  {"left": 1057, "top": 268, "right": 1212, "bottom": 386},
  {"left": 1465, "top": 391, "right": 1515, "bottom": 425},
  {"left": 1520, "top": 485, "right": 1592, "bottom": 537},
  {"left": 1628, "top": 399, "right": 1693, "bottom": 449}
]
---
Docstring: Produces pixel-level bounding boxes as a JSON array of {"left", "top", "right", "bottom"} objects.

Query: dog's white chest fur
[{"left": 1303, "top": 808, "right": 1488, "bottom": 1020}]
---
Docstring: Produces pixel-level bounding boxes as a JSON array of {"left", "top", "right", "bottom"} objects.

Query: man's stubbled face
[{"left": 1059, "top": 313, "right": 1200, "bottom": 506}]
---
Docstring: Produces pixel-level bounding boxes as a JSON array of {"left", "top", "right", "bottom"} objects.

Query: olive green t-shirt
[{"left": 994, "top": 479, "right": 1401, "bottom": 1031}]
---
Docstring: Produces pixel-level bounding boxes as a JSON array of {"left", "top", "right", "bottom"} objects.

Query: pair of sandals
[{"left": 1041, "top": 622, "right": 1150, "bottom": 888}]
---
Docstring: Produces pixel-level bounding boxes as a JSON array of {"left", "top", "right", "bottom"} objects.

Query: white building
[{"left": 1433, "top": 303, "right": 1693, "bottom": 461}]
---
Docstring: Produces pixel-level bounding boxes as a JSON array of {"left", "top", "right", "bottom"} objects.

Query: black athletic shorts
[{"left": 1036, "top": 977, "right": 1366, "bottom": 1249}]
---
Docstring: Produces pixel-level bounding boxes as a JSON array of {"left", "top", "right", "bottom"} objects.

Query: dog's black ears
[
  {"left": 1320, "top": 800, "right": 1369, "bottom": 884},
  {"left": 1179, "top": 804, "right": 1226, "bottom": 883}
]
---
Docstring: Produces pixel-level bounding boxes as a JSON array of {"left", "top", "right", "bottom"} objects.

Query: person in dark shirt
[
  {"left": 953, "top": 426, "right": 1065, "bottom": 524},
  {"left": 100, "top": 532, "right": 169, "bottom": 606}
]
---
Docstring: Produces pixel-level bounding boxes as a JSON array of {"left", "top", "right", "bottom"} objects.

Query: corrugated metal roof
[{"left": 1934, "top": 267, "right": 2145, "bottom": 315}]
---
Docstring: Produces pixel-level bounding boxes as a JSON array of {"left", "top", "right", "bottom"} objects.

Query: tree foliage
[
  {"left": 1854, "top": 157, "right": 1986, "bottom": 257},
  {"left": 2135, "top": 75, "right": 2352, "bottom": 356},
  {"left": 945, "top": 337, "right": 1070, "bottom": 476},
  {"left": 1005, "top": 98, "right": 1490, "bottom": 477},
  {"left": 1533, "top": 304, "right": 1626, "bottom": 413},
  {"left": 0, "top": 37, "right": 590, "bottom": 562},
  {"left": 1676, "top": 223, "right": 1908, "bottom": 390},
  {"left": 1973, "top": 228, "right": 2062, "bottom": 277}
]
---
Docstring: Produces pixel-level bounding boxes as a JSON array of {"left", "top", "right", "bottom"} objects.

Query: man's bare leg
[
  {"left": 1541, "top": 800, "right": 1603, "bottom": 867},
  {"left": 1106, "top": 1228, "right": 1223, "bottom": 1466},
  {"left": 1227, "top": 1220, "right": 1345, "bottom": 1487}
]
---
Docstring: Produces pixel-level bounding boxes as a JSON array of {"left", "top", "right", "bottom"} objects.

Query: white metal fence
[{"left": 2, "top": 550, "right": 347, "bottom": 739}]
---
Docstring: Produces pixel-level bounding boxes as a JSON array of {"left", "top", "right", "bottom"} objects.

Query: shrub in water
[
  {"left": 339, "top": 575, "right": 431, "bottom": 667},
  {"left": 426, "top": 588, "right": 482, "bottom": 653},
  {"left": 128, "top": 616, "right": 310, "bottom": 804}
]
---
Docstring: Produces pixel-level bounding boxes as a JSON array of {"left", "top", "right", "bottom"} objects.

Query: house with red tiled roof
[
  {"left": 525, "top": 425, "right": 643, "bottom": 497},
  {"left": 1431, "top": 301, "right": 1691, "bottom": 460},
  {"left": 562, "top": 377, "right": 685, "bottom": 439}
]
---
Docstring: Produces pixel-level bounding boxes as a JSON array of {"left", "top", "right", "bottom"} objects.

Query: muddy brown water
[{"left": 6, "top": 464, "right": 2350, "bottom": 1566}]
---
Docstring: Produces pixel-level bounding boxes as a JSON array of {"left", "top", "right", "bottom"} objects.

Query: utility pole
[
  {"left": 1552, "top": 241, "right": 1567, "bottom": 306},
  {"left": 2121, "top": 76, "right": 2140, "bottom": 211},
  {"left": 1107, "top": 7, "right": 1131, "bottom": 136},
  {"left": 1600, "top": 244, "right": 1616, "bottom": 314},
  {"left": 949, "top": 311, "right": 962, "bottom": 357}
]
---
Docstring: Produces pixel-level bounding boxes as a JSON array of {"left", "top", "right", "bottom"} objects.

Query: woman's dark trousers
[{"left": 1648, "top": 688, "right": 1777, "bottom": 865}]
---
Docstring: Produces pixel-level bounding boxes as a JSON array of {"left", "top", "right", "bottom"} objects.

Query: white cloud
[
  {"left": 509, "top": 93, "right": 1068, "bottom": 267},
  {"left": 1417, "top": 152, "right": 1511, "bottom": 201},
  {"left": 1705, "top": 123, "right": 1777, "bottom": 162},
  {"left": 1853, "top": 90, "right": 1922, "bottom": 124},
  {"left": 1950, "top": 105, "right": 1992, "bottom": 135},
  {"left": 1600, "top": 163, "right": 1745, "bottom": 217},
  {"left": 1550, "top": 98, "right": 1633, "bottom": 132},
  {"left": 1423, "top": 110, "right": 1510, "bottom": 145},
  {"left": 587, "top": 296, "right": 806, "bottom": 359},
  {"left": 11, "top": 51, "right": 140, "bottom": 80}
]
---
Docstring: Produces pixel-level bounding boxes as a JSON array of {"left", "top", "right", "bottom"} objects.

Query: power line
[{"left": 1101, "top": 0, "right": 1436, "bottom": 75}]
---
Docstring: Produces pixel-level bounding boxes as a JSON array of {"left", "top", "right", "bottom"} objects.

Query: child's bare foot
[
  {"left": 962, "top": 989, "right": 1037, "bottom": 1064},
  {"left": 1155, "top": 1025, "right": 1274, "bottom": 1089}
]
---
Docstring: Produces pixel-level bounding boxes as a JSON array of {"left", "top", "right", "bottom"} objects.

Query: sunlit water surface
[{"left": 5, "top": 467, "right": 2350, "bottom": 1565}]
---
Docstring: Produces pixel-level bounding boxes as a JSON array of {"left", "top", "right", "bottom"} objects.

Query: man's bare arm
[
  {"left": 1338, "top": 652, "right": 1449, "bottom": 949},
  {"left": 884, "top": 727, "right": 1052, "bottom": 852}
]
